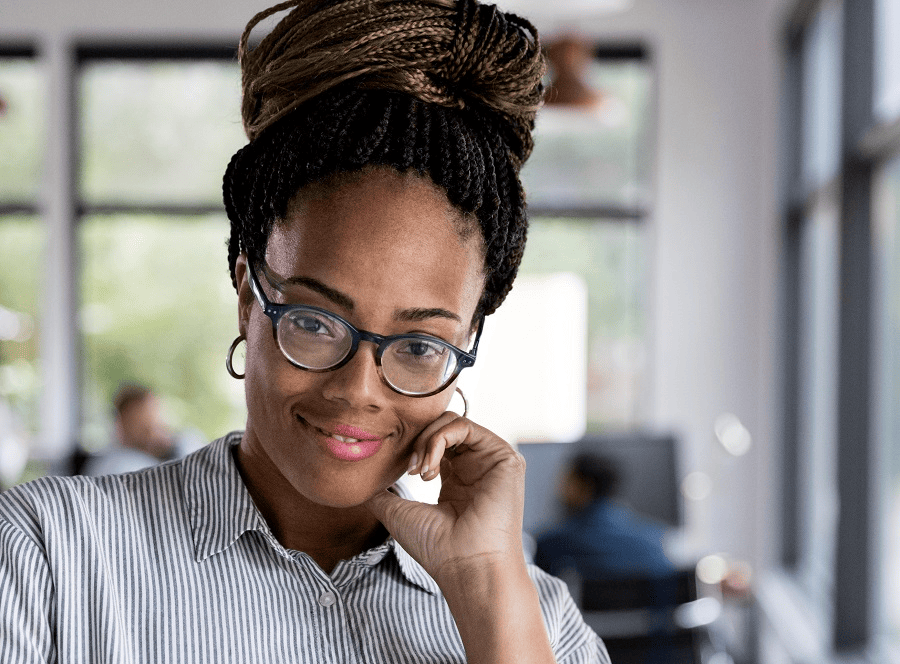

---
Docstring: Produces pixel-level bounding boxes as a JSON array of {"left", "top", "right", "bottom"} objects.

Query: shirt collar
[
  {"left": 182, "top": 432, "right": 440, "bottom": 595},
  {"left": 183, "top": 432, "right": 270, "bottom": 563}
]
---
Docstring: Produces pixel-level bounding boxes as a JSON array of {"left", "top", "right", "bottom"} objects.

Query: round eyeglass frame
[{"left": 246, "top": 258, "right": 484, "bottom": 397}]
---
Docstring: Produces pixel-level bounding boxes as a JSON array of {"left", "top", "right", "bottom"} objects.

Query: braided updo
[{"left": 223, "top": 0, "right": 545, "bottom": 319}]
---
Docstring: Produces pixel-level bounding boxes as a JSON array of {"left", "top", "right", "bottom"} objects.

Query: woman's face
[{"left": 235, "top": 167, "right": 486, "bottom": 509}]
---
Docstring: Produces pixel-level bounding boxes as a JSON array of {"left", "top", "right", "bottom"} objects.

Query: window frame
[{"left": 778, "top": 0, "right": 890, "bottom": 658}]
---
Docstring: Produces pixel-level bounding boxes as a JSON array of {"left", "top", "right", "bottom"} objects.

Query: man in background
[
  {"left": 83, "top": 384, "right": 178, "bottom": 476},
  {"left": 534, "top": 453, "right": 674, "bottom": 580}
]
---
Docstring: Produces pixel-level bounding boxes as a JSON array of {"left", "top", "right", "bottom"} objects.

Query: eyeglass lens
[{"left": 276, "top": 307, "right": 459, "bottom": 394}]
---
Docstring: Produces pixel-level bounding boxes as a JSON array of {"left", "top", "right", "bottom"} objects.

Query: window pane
[
  {"left": 519, "top": 218, "right": 645, "bottom": 427},
  {"left": 521, "top": 58, "right": 652, "bottom": 208},
  {"left": 79, "top": 215, "right": 245, "bottom": 450},
  {"left": 0, "top": 216, "right": 43, "bottom": 486},
  {"left": 875, "top": 0, "right": 900, "bottom": 121},
  {"left": 79, "top": 60, "right": 245, "bottom": 206},
  {"left": 796, "top": 194, "right": 841, "bottom": 618},
  {"left": 0, "top": 58, "right": 45, "bottom": 202},
  {"left": 873, "top": 157, "right": 900, "bottom": 641},
  {"left": 801, "top": 0, "right": 843, "bottom": 190}
]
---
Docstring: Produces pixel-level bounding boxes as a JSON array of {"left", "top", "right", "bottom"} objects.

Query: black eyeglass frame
[{"left": 246, "top": 258, "right": 484, "bottom": 397}]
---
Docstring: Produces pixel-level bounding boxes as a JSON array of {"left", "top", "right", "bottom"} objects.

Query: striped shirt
[{"left": 0, "top": 432, "right": 610, "bottom": 663}]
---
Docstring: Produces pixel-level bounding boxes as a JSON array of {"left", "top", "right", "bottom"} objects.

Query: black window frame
[{"left": 778, "top": 0, "right": 891, "bottom": 657}]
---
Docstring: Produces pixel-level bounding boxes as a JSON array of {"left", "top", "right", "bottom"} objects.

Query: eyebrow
[
  {"left": 277, "top": 275, "right": 355, "bottom": 311},
  {"left": 271, "top": 271, "right": 462, "bottom": 324},
  {"left": 394, "top": 307, "right": 462, "bottom": 324}
]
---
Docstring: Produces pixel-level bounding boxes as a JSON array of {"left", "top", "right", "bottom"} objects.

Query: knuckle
[{"left": 506, "top": 450, "right": 527, "bottom": 476}]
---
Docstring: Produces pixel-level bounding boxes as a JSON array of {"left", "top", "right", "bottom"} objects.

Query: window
[
  {"left": 800, "top": 0, "right": 843, "bottom": 192},
  {"left": 777, "top": 0, "right": 900, "bottom": 658},
  {"left": 76, "top": 51, "right": 246, "bottom": 449},
  {"left": 520, "top": 218, "right": 645, "bottom": 428},
  {"left": 795, "top": 192, "right": 840, "bottom": 615},
  {"left": 0, "top": 53, "right": 44, "bottom": 487},
  {"left": 519, "top": 49, "right": 652, "bottom": 430},
  {"left": 521, "top": 53, "right": 653, "bottom": 210},
  {"left": 874, "top": 157, "right": 900, "bottom": 647}
]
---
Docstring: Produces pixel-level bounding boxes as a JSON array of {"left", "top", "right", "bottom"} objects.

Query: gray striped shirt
[{"left": 0, "top": 432, "right": 609, "bottom": 663}]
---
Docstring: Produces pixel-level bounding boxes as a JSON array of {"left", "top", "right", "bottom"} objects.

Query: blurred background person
[
  {"left": 534, "top": 452, "right": 674, "bottom": 581},
  {"left": 83, "top": 383, "right": 190, "bottom": 476}
]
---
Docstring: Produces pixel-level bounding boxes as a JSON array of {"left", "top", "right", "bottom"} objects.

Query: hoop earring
[
  {"left": 455, "top": 386, "right": 468, "bottom": 419},
  {"left": 226, "top": 335, "right": 246, "bottom": 380}
]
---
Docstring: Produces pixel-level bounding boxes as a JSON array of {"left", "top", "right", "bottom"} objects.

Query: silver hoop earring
[
  {"left": 226, "top": 335, "right": 246, "bottom": 380},
  {"left": 455, "top": 386, "right": 468, "bottom": 419}
]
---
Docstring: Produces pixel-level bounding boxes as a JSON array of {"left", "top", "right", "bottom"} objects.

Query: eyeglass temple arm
[{"left": 464, "top": 317, "right": 486, "bottom": 365}]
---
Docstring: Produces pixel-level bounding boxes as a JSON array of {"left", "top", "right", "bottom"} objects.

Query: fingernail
[
  {"left": 408, "top": 453, "right": 418, "bottom": 473},
  {"left": 421, "top": 464, "right": 429, "bottom": 476}
]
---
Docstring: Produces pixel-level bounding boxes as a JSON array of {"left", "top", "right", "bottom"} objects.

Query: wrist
[
  {"left": 436, "top": 552, "right": 529, "bottom": 602},
  {"left": 436, "top": 555, "right": 555, "bottom": 664}
]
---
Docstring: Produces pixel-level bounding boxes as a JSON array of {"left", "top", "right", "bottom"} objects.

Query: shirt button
[
  {"left": 318, "top": 591, "right": 337, "bottom": 607},
  {"left": 366, "top": 552, "right": 385, "bottom": 566}
]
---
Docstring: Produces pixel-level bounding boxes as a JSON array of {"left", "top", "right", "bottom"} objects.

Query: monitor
[{"left": 520, "top": 432, "right": 683, "bottom": 537}]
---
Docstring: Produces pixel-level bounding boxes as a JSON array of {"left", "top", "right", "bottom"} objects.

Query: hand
[
  {"left": 364, "top": 411, "right": 527, "bottom": 585},
  {"left": 365, "top": 413, "right": 556, "bottom": 664}
]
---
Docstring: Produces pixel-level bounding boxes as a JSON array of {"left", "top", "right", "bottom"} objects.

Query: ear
[{"left": 234, "top": 254, "right": 254, "bottom": 337}]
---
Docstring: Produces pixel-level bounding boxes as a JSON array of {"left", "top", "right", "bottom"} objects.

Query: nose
[{"left": 320, "top": 341, "right": 386, "bottom": 410}]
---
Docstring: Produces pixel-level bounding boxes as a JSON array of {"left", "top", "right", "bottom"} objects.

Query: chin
[{"left": 299, "top": 463, "right": 405, "bottom": 510}]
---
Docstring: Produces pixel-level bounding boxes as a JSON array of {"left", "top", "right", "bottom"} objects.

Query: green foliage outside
[
  {"left": 0, "top": 60, "right": 44, "bottom": 201},
  {"left": 79, "top": 61, "right": 245, "bottom": 205},
  {"left": 0, "top": 218, "right": 43, "bottom": 432},
  {"left": 80, "top": 215, "right": 246, "bottom": 449}
]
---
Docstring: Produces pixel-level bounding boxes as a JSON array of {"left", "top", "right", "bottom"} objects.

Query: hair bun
[{"left": 239, "top": 0, "right": 545, "bottom": 165}]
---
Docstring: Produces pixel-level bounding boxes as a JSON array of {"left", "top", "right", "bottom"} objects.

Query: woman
[{"left": 0, "top": 0, "right": 609, "bottom": 662}]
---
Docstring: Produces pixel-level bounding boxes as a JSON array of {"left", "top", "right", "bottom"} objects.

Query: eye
[
  {"left": 393, "top": 338, "right": 448, "bottom": 362},
  {"left": 287, "top": 310, "right": 340, "bottom": 338},
  {"left": 298, "top": 316, "right": 325, "bottom": 334}
]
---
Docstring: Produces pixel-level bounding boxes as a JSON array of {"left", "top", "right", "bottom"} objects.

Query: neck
[{"left": 232, "top": 438, "right": 387, "bottom": 574}]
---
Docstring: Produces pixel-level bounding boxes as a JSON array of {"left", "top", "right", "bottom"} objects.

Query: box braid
[{"left": 223, "top": 0, "right": 545, "bottom": 319}]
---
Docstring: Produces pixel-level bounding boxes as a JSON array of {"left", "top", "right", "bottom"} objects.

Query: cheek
[
  {"left": 243, "top": 312, "right": 302, "bottom": 417},
  {"left": 396, "top": 389, "right": 456, "bottom": 442}
]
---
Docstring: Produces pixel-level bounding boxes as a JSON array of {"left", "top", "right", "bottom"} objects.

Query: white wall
[{"left": 2, "top": 0, "right": 788, "bottom": 567}]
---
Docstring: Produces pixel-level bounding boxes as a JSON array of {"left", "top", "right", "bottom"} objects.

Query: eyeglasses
[{"left": 246, "top": 258, "right": 483, "bottom": 397}]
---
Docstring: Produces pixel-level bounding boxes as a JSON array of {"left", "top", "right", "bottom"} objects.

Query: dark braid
[{"left": 224, "top": 0, "right": 545, "bottom": 319}]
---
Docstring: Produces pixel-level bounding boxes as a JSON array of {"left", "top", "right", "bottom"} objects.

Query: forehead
[{"left": 264, "top": 168, "right": 485, "bottom": 323}]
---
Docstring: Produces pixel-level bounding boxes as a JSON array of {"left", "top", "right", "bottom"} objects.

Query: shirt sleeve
[
  {"left": 527, "top": 564, "right": 611, "bottom": 664},
  {"left": 0, "top": 515, "right": 57, "bottom": 663}
]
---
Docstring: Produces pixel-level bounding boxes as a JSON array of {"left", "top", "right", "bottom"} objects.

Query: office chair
[{"left": 581, "top": 568, "right": 724, "bottom": 664}]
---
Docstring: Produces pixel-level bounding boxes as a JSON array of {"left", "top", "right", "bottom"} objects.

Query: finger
[
  {"left": 427, "top": 417, "right": 514, "bottom": 457},
  {"left": 421, "top": 433, "right": 449, "bottom": 482},
  {"left": 409, "top": 410, "right": 459, "bottom": 477},
  {"left": 418, "top": 411, "right": 474, "bottom": 481},
  {"left": 426, "top": 419, "right": 523, "bottom": 487},
  {"left": 364, "top": 489, "right": 428, "bottom": 546}
]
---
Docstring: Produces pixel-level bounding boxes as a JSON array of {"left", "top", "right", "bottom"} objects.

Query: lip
[
  {"left": 324, "top": 436, "right": 383, "bottom": 461},
  {"left": 299, "top": 416, "right": 385, "bottom": 462},
  {"left": 332, "top": 424, "right": 380, "bottom": 441}
]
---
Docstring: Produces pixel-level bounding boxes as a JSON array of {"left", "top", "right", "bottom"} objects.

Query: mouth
[{"left": 297, "top": 415, "right": 385, "bottom": 462}]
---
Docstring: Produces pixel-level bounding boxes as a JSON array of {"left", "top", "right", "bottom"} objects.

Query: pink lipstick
[{"left": 322, "top": 424, "right": 383, "bottom": 461}]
